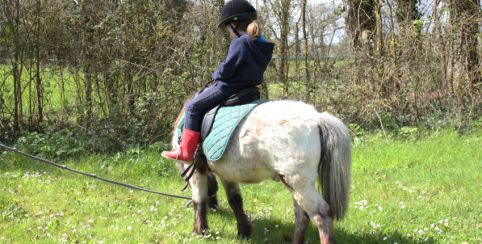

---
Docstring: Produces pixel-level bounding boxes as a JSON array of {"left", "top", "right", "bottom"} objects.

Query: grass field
[{"left": 0, "top": 129, "right": 480, "bottom": 243}]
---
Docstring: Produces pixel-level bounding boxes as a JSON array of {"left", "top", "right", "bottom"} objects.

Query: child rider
[{"left": 162, "top": 0, "right": 275, "bottom": 164}]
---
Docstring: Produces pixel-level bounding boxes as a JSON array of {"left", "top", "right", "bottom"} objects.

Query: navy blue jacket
[{"left": 212, "top": 34, "right": 275, "bottom": 89}]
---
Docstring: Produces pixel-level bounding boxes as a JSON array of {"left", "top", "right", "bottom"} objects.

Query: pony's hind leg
[
  {"left": 293, "top": 198, "right": 310, "bottom": 244},
  {"left": 312, "top": 210, "right": 334, "bottom": 244},
  {"left": 221, "top": 180, "right": 252, "bottom": 239},
  {"left": 287, "top": 175, "right": 335, "bottom": 244}
]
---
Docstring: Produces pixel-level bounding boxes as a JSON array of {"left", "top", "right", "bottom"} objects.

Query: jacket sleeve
[{"left": 212, "top": 38, "right": 245, "bottom": 81}]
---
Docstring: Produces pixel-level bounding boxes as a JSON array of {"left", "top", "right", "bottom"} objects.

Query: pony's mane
[
  {"left": 172, "top": 106, "right": 185, "bottom": 136},
  {"left": 171, "top": 91, "right": 200, "bottom": 135}
]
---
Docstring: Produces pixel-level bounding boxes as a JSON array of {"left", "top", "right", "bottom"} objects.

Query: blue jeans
[{"left": 184, "top": 82, "right": 237, "bottom": 132}]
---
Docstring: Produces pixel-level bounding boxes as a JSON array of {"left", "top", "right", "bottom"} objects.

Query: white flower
[
  {"left": 59, "top": 233, "right": 68, "bottom": 242},
  {"left": 354, "top": 200, "right": 369, "bottom": 211},
  {"left": 369, "top": 221, "right": 381, "bottom": 229}
]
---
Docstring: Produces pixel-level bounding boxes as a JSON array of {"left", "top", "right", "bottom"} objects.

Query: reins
[{"left": 0, "top": 143, "right": 191, "bottom": 200}]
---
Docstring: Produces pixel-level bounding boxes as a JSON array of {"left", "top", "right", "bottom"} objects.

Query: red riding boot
[{"left": 161, "top": 128, "right": 201, "bottom": 164}]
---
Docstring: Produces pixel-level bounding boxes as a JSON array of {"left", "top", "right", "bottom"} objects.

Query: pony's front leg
[
  {"left": 190, "top": 169, "right": 209, "bottom": 235},
  {"left": 207, "top": 172, "right": 219, "bottom": 210},
  {"left": 221, "top": 180, "right": 252, "bottom": 239}
]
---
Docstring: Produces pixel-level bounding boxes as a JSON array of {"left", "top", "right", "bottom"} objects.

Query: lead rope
[
  {"left": 0, "top": 143, "right": 191, "bottom": 200},
  {"left": 180, "top": 145, "right": 204, "bottom": 183}
]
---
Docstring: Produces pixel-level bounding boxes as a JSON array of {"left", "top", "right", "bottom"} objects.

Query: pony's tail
[{"left": 317, "top": 112, "right": 352, "bottom": 219}]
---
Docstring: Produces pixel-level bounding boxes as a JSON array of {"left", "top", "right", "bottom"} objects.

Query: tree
[
  {"left": 344, "top": 0, "right": 376, "bottom": 51},
  {"left": 33, "top": 0, "right": 44, "bottom": 124},
  {"left": 373, "top": 0, "right": 383, "bottom": 55},
  {"left": 395, "top": 0, "right": 420, "bottom": 24},
  {"left": 2, "top": 0, "right": 24, "bottom": 137},
  {"left": 267, "top": 0, "right": 292, "bottom": 98},
  {"left": 447, "top": 0, "right": 480, "bottom": 87},
  {"left": 301, "top": 0, "right": 311, "bottom": 101},
  {"left": 447, "top": 0, "right": 481, "bottom": 124}
]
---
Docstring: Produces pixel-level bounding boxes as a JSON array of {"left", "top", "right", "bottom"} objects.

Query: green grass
[{"left": 0, "top": 130, "right": 480, "bottom": 243}]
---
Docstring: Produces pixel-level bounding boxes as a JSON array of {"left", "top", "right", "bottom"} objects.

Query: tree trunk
[
  {"left": 276, "top": 0, "right": 291, "bottom": 98},
  {"left": 447, "top": 0, "right": 481, "bottom": 126},
  {"left": 85, "top": 66, "right": 93, "bottom": 128},
  {"left": 35, "top": 0, "right": 43, "bottom": 124},
  {"left": 80, "top": 0, "right": 96, "bottom": 129},
  {"left": 395, "top": 0, "right": 420, "bottom": 23},
  {"left": 28, "top": 63, "right": 33, "bottom": 127},
  {"left": 396, "top": 0, "right": 422, "bottom": 56},
  {"left": 13, "top": 57, "right": 21, "bottom": 137},
  {"left": 345, "top": 0, "right": 376, "bottom": 51},
  {"left": 433, "top": 0, "right": 447, "bottom": 92},
  {"left": 345, "top": 0, "right": 377, "bottom": 89},
  {"left": 104, "top": 71, "right": 118, "bottom": 115},
  {"left": 301, "top": 0, "right": 311, "bottom": 101},
  {"left": 294, "top": 17, "right": 300, "bottom": 88},
  {"left": 126, "top": 70, "right": 136, "bottom": 117},
  {"left": 0, "top": 81, "right": 3, "bottom": 117},
  {"left": 8, "top": 0, "right": 23, "bottom": 138},
  {"left": 374, "top": 0, "right": 383, "bottom": 56},
  {"left": 447, "top": 0, "right": 481, "bottom": 89}
]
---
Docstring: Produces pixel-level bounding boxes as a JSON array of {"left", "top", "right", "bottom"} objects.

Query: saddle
[
  {"left": 180, "top": 87, "right": 262, "bottom": 182},
  {"left": 200, "top": 86, "right": 260, "bottom": 139}
]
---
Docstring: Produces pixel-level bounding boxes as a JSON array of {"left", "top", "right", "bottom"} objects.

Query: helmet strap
[{"left": 229, "top": 23, "right": 241, "bottom": 38}]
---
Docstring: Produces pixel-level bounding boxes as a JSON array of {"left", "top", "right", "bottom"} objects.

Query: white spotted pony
[{"left": 170, "top": 100, "right": 351, "bottom": 244}]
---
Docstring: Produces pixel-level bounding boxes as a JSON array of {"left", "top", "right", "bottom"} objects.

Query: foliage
[
  {"left": 0, "top": 0, "right": 480, "bottom": 152},
  {"left": 16, "top": 126, "right": 86, "bottom": 159},
  {"left": 0, "top": 0, "right": 225, "bottom": 152}
]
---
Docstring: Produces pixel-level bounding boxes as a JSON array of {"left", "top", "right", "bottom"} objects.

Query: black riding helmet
[{"left": 218, "top": 0, "right": 257, "bottom": 28}]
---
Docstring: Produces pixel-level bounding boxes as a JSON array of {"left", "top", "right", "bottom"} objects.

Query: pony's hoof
[
  {"left": 193, "top": 228, "right": 209, "bottom": 236},
  {"left": 237, "top": 224, "right": 252, "bottom": 239}
]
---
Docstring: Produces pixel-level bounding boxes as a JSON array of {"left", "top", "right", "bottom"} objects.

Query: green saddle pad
[{"left": 176, "top": 100, "right": 264, "bottom": 161}]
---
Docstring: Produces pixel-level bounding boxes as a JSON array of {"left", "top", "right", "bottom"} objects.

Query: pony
[{"left": 171, "top": 100, "right": 351, "bottom": 244}]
